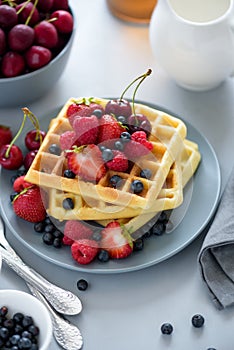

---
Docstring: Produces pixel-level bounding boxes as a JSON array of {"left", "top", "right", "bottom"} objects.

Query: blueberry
[
  {"left": 114, "top": 140, "right": 124, "bottom": 151},
  {"left": 0, "top": 326, "right": 9, "bottom": 339},
  {"left": 77, "top": 279, "right": 88, "bottom": 291},
  {"left": 161, "top": 323, "right": 173, "bottom": 335},
  {"left": 22, "top": 330, "right": 32, "bottom": 339},
  {"left": 117, "top": 115, "right": 126, "bottom": 124},
  {"left": 10, "top": 334, "right": 21, "bottom": 345},
  {"left": 53, "top": 230, "right": 64, "bottom": 239},
  {"left": 133, "top": 238, "right": 144, "bottom": 251},
  {"left": 120, "top": 131, "right": 131, "bottom": 142},
  {"left": 140, "top": 168, "right": 152, "bottom": 179},
  {"left": 28, "top": 325, "right": 39, "bottom": 336},
  {"left": 33, "top": 221, "right": 45, "bottom": 233},
  {"left": 63, "top": 169, "right": 76, "bottom": 179},
  {"left": 62, "top": 198, "right": 74, "bottom": 210},
  {"left": 98, "top": 249, "right": 110, "bottom": 262},
  {"left": 92, "top": 109, "right": 103, "bottom": 118},
  {"left": 109, "top": 175, "right": 123, "bottom": 188},
  {"left": 53, "top": 238, "right": 63, "bottom": 248},
  {"left": 158, "top": 211, "right": 168, "bottom": 223},
  {"left": 18, "top": 336, "right": 32, "bottom": 349},
  {"left": 44, "top": 223, "right": 55, "bottom": 233},
  {"left": 13, "top": 312, "right": 24, "bottom": 324},
  {"left": 42, "top": 232, "right": 54, "bottom": 245},
  {"left": 48, "top": 143, "right": 61, "bottom": 155},
  {"left": 130, "top": 179, "right": 144, "bottom": 194},
  {"left": 191, "top": 314, "right": 205, "bottom": 328},
  {"left": 3, "top": 318, "right": 14, "bottom": 330},
  {"left": 99, "top": 145, "right": 106, "bottom": 152},
  {"left": 102, "top": 148, "right": 114, "bottom": 162},
  {"left": 22, "top": 316, "right": 33, "bottom": 328},
  {"left": 151, "top": 222, "right": 166, "bottom": 236}
]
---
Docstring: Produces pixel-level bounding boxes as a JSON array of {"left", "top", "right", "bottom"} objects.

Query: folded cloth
[{"left": 198, "top": 166, "right": 234, "bottom": 309}]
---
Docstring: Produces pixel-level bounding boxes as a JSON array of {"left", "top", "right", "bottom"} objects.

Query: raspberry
[
  {"left": 64, "top": 220, "right": 93, "bottom": 242},
  {"left": 124, "top": 131, "right": 153, "bottom": 158},
  {"left": 71, "top": 239, "right": 99, "bottom": 264},
  {"left": 106, "top": 150, "right": 128, "bottom": 171}
]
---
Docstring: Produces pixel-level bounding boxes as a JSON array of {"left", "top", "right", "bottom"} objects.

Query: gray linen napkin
[{"left": 199, "top": 166, "right": 234, "bottom": 309}]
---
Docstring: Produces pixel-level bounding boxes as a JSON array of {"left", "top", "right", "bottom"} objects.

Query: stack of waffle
[{"left": 25, "top": 98, "right": 201, "bottom": 232}]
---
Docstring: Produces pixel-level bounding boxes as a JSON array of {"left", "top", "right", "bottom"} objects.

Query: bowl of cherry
[
  {"left": 0, "top": 289, "right": 53, "bottom": 350},
  {"left": 0, "top": 0, "right": 76, "bottom": 107}
]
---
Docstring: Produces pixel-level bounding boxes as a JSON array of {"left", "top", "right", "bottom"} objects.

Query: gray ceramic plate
[{"left": 0, "top": 102, "right": 221, "bottom": 274}]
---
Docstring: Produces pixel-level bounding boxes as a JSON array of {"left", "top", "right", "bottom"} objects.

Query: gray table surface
[{"left": 1, "top": 1, "right": 234, "bottom": 349}]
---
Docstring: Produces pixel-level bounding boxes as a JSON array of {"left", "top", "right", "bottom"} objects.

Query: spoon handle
[
  {"left": 27, "top": 284, "right": 83, "bottom": 350},
  {"left": 0, "top": 247, "right": 82, "bottom": 315}
]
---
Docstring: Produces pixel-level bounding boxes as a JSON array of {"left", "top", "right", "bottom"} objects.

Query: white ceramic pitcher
[{"left": 149, "top": 0, "right": 234, "bottom": 91}]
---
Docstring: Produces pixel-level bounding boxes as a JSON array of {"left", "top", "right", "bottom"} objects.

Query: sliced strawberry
[
  {"left": 66, "top": 144, "right": 106, "bottom": 182},
  {"left": 106, "top": 150, "right": 128, "bottom": 172},
  {"left": 64, "top": 220, "right": 93, "bottom": 244},
  {"left": 71, "top": 239, "right": 99, "bottom": 264},
  {"left": 12, "top": 186, "right": 46, "bottom": 223},
  {"left": 97, "top": 114, "right": 126, "bottom": 144},
  {"left": 124, "top": 131, "right": 153, "bottom": 158},
  {"left": 0, "top": 125, "right": 13, "bottom": 148},
  {"left": 72, "top": 115, "right": 99, "bottom": 146},
  {"left": 100, "top": 221, "right": 133, "bottom": 259},
  {"left": 60, "top": 130, "right": 76, "bottom": 150},
  {"left": 13, "top": 175, "right": 33, "bottom": 193}
]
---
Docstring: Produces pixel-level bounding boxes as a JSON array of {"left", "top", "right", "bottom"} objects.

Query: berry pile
[
  {"left": 0, "top": 0, "right": 74, "bottom": 78},
  {"left": 0, "top": 305, "right": 40, "bottom": 349}
]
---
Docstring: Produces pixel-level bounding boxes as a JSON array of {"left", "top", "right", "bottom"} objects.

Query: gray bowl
[{"left": 0, "top": 8, "right": 76, "bottom": 108}]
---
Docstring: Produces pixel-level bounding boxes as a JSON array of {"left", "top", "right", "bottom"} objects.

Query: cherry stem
[
  {"left": 16, "top": 0, "right": 31, "bottom": 15},
  {"left": 25, "top": 0, "right": 38, "bottom": 26},
  {"left": 5, "top": 114, "right": 27, "bottom": 158},
  {"left": 132, "top": 69, "right": 152, "bottom": 116},
  {"left": 21, "top": 107, "right": 42, "bottom": 143},
  {"left": 120, "top": 69, "right": 152, "bottom": 103}
]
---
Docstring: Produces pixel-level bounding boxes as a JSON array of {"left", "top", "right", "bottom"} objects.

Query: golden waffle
[
  {"left": 97, "top": 139, "right": 201, "bottom": 229},
  {"left": 46, "top": 160, "right": 182, "bottom": 221},
  {"left": 25, "top": 97, "right": 187, "bottom": 211}
]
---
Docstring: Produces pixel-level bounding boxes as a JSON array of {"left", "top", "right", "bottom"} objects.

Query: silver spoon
[
  {"left": 0, "top": 215, "right": 82, "bottom": 315},
  {"left": 28, "top": 284, "right": 83, "bottom": 350}
]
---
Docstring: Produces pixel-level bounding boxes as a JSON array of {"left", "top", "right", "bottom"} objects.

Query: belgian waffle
[{"left": 25, "top": 97, "right": 187, "bottom": 210}]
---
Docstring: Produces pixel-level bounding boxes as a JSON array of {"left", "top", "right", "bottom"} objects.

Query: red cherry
[
  {"left": 0, "top": 5, "right": 18, "bottom": 29},
  {"left": 105, "top": 99, "right": 132, "bottom": 117},
  {"left": 8, "top": 24, "right": 35, "bottom": 52},
  {"left": 0, "top": 144, "right": 24, "bottom": 170},
  {"left": 0, "top": 28, "right": 6, "bottom": 55},
  {"left": 25, "top": 129, "right": 46, "bottom": 150},
  {"left": 1, "top": 51, "right": 25, "bottom": 78},
  {"left": 50, "top": 10, "right": 73, "bottom": 33},
  {"left": 52, "top": 0, "right": 69, "bottom": 11},
  {"left": 23, "top": 149, "right": 38, "bottom": 171},
  {"left": 33, "top": 0, "right": 54, "bottom": 12},
  {"left": 16, "top": 2, "right": 40, "bottom": 26},
  {"left": 127, "top": 113, "right": 152, "bottom": 136},
  {"left": 34, "top": 21, "right": 58, "bottom": 49},
  {"left": 25, "top": 45, "right": 52, "bottom": 70}
]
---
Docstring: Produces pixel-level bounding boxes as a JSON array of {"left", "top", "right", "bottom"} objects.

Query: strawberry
[
  {"left": 12, "top": 186, "right": 46, "bottom": 223},
  {"left": 0, "top": 125, "right": 12, "bottom": 148},
  {"left": 97, "top": 114, "right": 126, "bottom": 144},
  {"left": 60, "top": 130, "right": 76, "bottom": 150},
  {"left": 124, "top": 131, "right": 153, "bottom": 158},
  {"left": 66, "top": 144, "right": 106, "bottom": 182},
  {"left": 13, "top": 175, "right": 33, "bottom": 193},
  {"left": 66, "top": 98, "right": 104, "bottom": 126},
  {"left": 100, "top": 221, "right": 133, "bottom": 259},
  {"left": 72, "top": 115, "right": 99, "bottom": 146},
  {"left": 71, "top": 239, "right": 99, "bottom": 264},
  {"left": 106, "top": 150, "right": 128, "bottom": 172},
  {"left": 63, "top": 220, "right": 93, "bottom": 244}
]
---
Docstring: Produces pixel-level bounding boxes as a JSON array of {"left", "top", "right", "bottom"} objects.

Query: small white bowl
[{"left": 0, "top": 289, "right": 52, "bottom": 350}]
